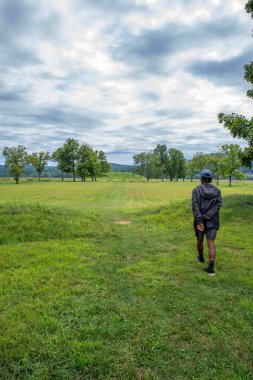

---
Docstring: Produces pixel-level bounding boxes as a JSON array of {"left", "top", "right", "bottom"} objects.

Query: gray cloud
[
  {"left": 187, "top": 48, "right": 253, "bottom": 87},
  {"left": 0, "top": 103, "right": 104, "bottom": 133},
  {"left": 0, "top": 91, "right": 23, "bottom": 102},
  {"left": 31, "top": 107, "right": 104, "bottom": 129},
  {"left": 0, "top": 0, "right": 63, "bottom": 71},
  {"left": 0, "top": 130, "right": 21, "bottom": 141},
  {"left": 77, "top": 0, "right": 147, "bottom": 14},
  {"left": 111, "top": 17, "right": 242, "bottom": 75},
  {"left": 207, "top": 128, "right": 223, "bottom": 133},
  {"left": 108, "top": 148, "right": 138, "bottom": 155},
  {"left": 0, "top": 0, "right": 62, "bottom": 39},
  {"left": 155, "top": 109, "right": 195, "bottom": 119},
  {"left": 0, "top": 0, "right": 37, "bottom": 31},
  {"left": 141, "top": 92, "right": 160, "bottom": 101}
]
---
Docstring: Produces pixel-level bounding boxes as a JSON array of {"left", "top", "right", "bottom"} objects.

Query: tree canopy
[
  {"left": 3, "top": 145, "right": 28, "bottom": 184},
  {"left": 219, "top": 144, "right": 245, "bottom": 186},
  {"left": 133, "top": 152, "right": 160, "bottom": 181},
  {"left": 29, "top": 151, "right": 50, "bottom": 181}
]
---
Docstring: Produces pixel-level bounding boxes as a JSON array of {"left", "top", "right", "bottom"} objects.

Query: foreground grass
[{"left": 0, "top": 192, "right": 253, "bottom": 379}]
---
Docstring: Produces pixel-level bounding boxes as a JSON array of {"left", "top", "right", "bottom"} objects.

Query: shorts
[{"left": 195, "top": 228, "right": 217, "bottom": 241}]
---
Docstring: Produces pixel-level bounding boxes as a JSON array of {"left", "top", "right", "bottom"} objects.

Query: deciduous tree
[
  {"left": 97, "top": 151, "right": 111, "bottom": 177},
  {"left": 77, "top": 144, "right": 95, "bottom": 181},
  {"left": 186, "top": 161, "right": 196, "bottom": 182},
  {"left": 51, "top": 147, "right": 68, "bottom": 181},
  {"left": 89, "top": 152, "right": 101, "bottom": 181},
  {"left": 219, "top": 144, "right": 245, "bottom": 186},
  {"left": 191, "top": 152, "right": 209, "bottom": 174},
  {"left": 165, "top": 149, "right": 186, "bottom": 181},
  {"left": 29, "top": 151, "right": 50, "bottom": 181},
  {"left": 207, "top": 153, "right": 223, "bottom": 185},
  {"left": 3, "top": 145, "right": 28, "bottom": 184},
  {"left": 133, "top": 152, "right": 159, "bottom": 181},
  {"left": 153, "top": 144, "right": 168, "bottom": 180},
  {"left": 62, "top": 138, "right": 80, "bottom": 181}
]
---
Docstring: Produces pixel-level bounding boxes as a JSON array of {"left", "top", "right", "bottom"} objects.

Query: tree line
[
  {"left": 133, "top": 143, "right": 248, "bottom": 186},
  {"left": 2, "top": 140, "right": 250, "bottom": 186},
  {"left": 2, "top": 138, "right": 111, "bottom": 184}
]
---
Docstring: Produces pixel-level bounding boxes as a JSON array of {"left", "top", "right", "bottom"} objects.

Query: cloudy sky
[{"left": 0, "top": 0, "right": 252, "bottom": 164}]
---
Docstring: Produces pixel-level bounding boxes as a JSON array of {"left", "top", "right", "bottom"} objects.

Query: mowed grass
[
  {"left": 0, "top": 179, "right": 253, "bottom": 212},
  {"left": 0, "top": 180, "right": 253, "bottom": 379},
  {"left": 0, "top": 172, "right": 144, "bottom": 184}
]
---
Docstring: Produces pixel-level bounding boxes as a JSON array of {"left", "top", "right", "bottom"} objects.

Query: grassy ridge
[
  {"left": 0, "top": 190, "right": 253, "bottom": 379},
  {"left": 0, "top": 203, "right": 112, "bottom": 244}
]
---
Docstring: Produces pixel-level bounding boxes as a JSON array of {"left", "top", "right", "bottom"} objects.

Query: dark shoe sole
[
  {"left": 197, "top": 256, "right": 205, "bottom": 264},
  {"left": 202, "top": 269, "right": 215, "bottom": 276}
]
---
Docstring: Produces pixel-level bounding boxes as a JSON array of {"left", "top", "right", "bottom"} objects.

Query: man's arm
[
  {"left": 192, "top": 188, "right": 203, "bottom": 225},
  {"left": 202, "top": 191, "right": 222, "bottom": 220}
]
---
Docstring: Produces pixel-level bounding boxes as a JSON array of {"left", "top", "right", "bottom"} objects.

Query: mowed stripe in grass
[
  {"left": 0, "top": 181, "right": 187, "bottom": 209},
  {"left": 1, "top": 180, "right": 253, "bottom": 211},
  {"left": 0, "top": 191, "right": 253, "bottom": 379}
]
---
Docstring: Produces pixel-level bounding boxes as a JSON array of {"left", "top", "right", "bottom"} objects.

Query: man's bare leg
[
  {"left": 196, "top": 239, "right": 205, "bottom": 263},
  {"left": 207, "top": 239, "right": 215, "bottom": 262},
  {"left": 203, "top": 239, "right": 215, "bottom": 274},
  {"left": 197, "top": 239, "right": 204, "bottom": 256}
]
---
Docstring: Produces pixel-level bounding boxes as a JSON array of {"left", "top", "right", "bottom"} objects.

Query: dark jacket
[{"left": 192, "top": 184, "right": 222, "bottom": 229}]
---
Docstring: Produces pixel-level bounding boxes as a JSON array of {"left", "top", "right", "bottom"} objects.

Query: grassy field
[
  {"left": 0, "top": 179, "right": 253, "bottom": 379},
  {"left": 0, "top": 179, "right": 253, "bottom": 213},
  {"left": 0, "top": 172, "right": 145, "bottom": 184}
]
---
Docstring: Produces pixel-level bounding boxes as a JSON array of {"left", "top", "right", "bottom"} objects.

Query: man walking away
[{"left": 192, "top": 169, "right": 222, "bottom": 276}]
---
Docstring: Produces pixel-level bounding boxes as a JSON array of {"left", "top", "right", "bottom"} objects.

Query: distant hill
[
  {"left": 110, "top": 163, "right": 134, "bottom": 172},
  {"left": 0, "top": 163, "right": 135, "bottom": 178}
]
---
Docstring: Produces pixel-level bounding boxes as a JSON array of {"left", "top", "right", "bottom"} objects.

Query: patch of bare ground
[{"left": 115, "top": 220, "right": 132, "bottom": 225}]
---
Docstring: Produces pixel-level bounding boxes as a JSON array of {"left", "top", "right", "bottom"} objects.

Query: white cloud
[{"left": 0, "top": 0, "right": 252, "bottom": 164}]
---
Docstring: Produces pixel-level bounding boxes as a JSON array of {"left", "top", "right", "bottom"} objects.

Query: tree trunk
[
  {"left": 216, "top": 176, "right": 219, "bottom": 186},
  {"left": 229, "top": 176, "right": 232, "bottom": 186},
  {"left": 15, "top": 177, "right": 19, "bottom": 184},
  {"left": 61, "top": 171, "right": 64, "bottom": 181},
  {"left": 39, "top": 173, "right": 41, "bottom": 182}
]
